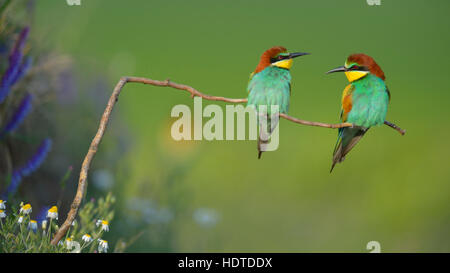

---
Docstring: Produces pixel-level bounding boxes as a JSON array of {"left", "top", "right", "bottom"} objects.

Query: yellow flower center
[
  {"left": 84, "top": 234, "right": 91, "bottom": 238},
  {"left": 102, "top": 220, "right": 109, "bottom": 225},
  {"left": 48, "top": 206, "right": 58, "bottom": 213},
  {"left": 23, "top": 204, "right": 31, "bottom": 210},
  {"left": 30, "top": 220, "right": 37, "bottom": 223}
]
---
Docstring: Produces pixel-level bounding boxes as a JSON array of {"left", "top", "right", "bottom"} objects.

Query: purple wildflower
[
  {"left": 0, "top": 62, "right": 21, "bottom": 102},
  {"left": 20, "top": 138, "right": 52, "bottom": 176},
  {"left": 0, "top": 27, "right": 30, "bottom": 104},
  {"left": 2, "top": 138, "right": 52, "bottom": 198},
  {"left": 10, "top": 56, "right": 32, "bottom": 86},
  {"left": 3, "top": 170, "right": 22, "bottom": 199},
  {"left": 9, "top": 27, "right": 29, "bottom": 64},
  {"left": 1, "top": 93, "right": 33, "bottom": 136}
]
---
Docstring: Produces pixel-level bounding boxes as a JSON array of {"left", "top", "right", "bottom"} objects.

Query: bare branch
[
  {"left": 51, "top": 77, "right": 127, "bottom": 245},
  {"left": 279, "top": 113, "right": 353, "bottom": 129},
  {"left": 51, "top": 76, "right": 405, "bottom": 244},
  {"left": 126, "top": 76, "right": 248, "bottom": 103},
  {"left": 384, "top": 120, "right": 406, "bottom": 135}
]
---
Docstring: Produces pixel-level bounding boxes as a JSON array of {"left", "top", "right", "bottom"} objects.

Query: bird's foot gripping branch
[{"left": 51, "top": 76, "right": 405, "bottom": 244}]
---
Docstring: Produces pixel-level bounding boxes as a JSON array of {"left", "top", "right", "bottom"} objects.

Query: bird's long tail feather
[
  {"left": 257, "top": 114, "right": 278, "bottom": 159},
  {"left": 330, "top": 127, "right": 368, "bottom": 172},
  {"left": 257, "top": 131, "right": 269, "bottom": 159}
]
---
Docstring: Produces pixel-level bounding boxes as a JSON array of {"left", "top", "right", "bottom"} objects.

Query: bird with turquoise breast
[
  {"left": 327, "top": 53, "right": 390, "bottom": 172},
  {"left": 247, "top": 46, "right": 309, "bottom": 159}
]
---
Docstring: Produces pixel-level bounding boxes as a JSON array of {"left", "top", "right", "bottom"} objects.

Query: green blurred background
[{"left": 32, "top": 0, "right": 450, "bottom": 252}]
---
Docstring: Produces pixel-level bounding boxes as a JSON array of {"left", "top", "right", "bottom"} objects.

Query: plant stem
[{"left": 47, "top": 218, "right": 52, "bottom": 245}]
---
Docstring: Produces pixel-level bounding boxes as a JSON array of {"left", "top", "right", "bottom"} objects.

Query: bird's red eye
[{"left": 278, "top": 55, "right": 283, "bottom": 60}]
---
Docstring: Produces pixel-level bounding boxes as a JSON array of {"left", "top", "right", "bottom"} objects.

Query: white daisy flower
[
  {"left": 98, "top": 239, "right": 108, "bottom": 253},
  {"left": 28, "top": 220, "right": 38, "bottom": 232},
  {"left": 82, "top": 234, "right": 93, "bottom": 243},
  {"left": 20, "top": 203, "right": 32, "bottom": 215},
  {"left": 0, "top": 210, "right": 6, "bottom": 218},
  {"left": 96, "top": 219, "right": 109, "bottom": 232},
  {"left": 68, "top": 240, "right": 80, "bottom": 253},
  {"left": 17, "top": 216, "right": 24, "bottom": 224},
  {"left": 47, "top": 206, "right": 58, "bottom": 220},
  {"left": 0, "top": 200, "right": 6, "bottom": 210},
  {"left": 65, "top": 238, "right": 75, "bottom": 249}
]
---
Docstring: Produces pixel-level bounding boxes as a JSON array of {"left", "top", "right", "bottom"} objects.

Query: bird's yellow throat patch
[
  {"left": 272, "top": 59, "right": 293, "bottom": 70},
  {"left": 345, "top": 70, "right": 368, "bottom": 82}
]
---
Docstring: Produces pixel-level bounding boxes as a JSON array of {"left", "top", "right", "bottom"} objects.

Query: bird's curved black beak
[
  {"left": 289, "top": 52, "right": 310, "bottom": 59},
  {"left": 326, "top": 66, "right": 347, "bottom": 74}
]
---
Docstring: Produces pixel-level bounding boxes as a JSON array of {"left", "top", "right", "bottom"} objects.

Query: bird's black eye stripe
[
  {"left": 351, "top": 65, "right": 369, "bottom": 71},
  {"left": 270, "top": 55, "right": 286, "bottom": 63}
]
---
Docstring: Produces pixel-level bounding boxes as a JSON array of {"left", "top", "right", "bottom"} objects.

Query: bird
[
  {"left": 247, "top": 46, "right": 309, "bottom": 159},
  {"left": 327, "top": 53, "right": 390, "bottom": 172}
]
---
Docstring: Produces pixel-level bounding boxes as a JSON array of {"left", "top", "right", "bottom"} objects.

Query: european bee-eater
[
  {"left": 327, "top": 53, "right": 390, "bottom": 172},
  {"left": 247, "top": 46, "right": 309, "bottom": 159}
]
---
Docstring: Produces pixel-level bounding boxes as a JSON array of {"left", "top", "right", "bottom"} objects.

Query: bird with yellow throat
[
  {"left": 247, "top": 46, "right": 309, "bottom": 158},
  {"left": 327, "top": 54, "right": 390, "bottom": 172}
]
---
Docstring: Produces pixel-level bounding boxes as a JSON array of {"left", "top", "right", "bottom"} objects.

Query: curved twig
[
  {"left": 384, "top": 120, "right": 406, "bottom": 135},
  {"left": 51, "top": 76, "right": 405, "bottom": 244}
]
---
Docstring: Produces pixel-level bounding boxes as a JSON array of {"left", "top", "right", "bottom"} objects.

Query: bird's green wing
[
  {"left": 346, "top": 75, "right": 389, "bottom": 127},
  {"left": 247, "top": 67, "right": 291, "bottom": 115}
]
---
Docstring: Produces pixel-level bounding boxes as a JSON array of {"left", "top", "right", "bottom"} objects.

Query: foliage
[
  {"left": 0, "top": 192, "right": 118, "bottom": 253},
  {"left": 0, "top": 0, "right": 53, "bottom": 202}
]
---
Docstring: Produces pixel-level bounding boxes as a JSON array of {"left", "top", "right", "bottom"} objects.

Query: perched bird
[
  {"left": 247, "top": 46, "right": 309, "bottom": 158},
  {"left": 327, "top": 54, "right": 390, "bottom": 172}
]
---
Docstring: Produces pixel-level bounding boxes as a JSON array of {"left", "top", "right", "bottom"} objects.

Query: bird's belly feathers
[
  {"left": 347, "top": 76, "right": 389, "bottom": 128},
  {"left": 247, "top": 67, "right": 291, "bottom": 114}
]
